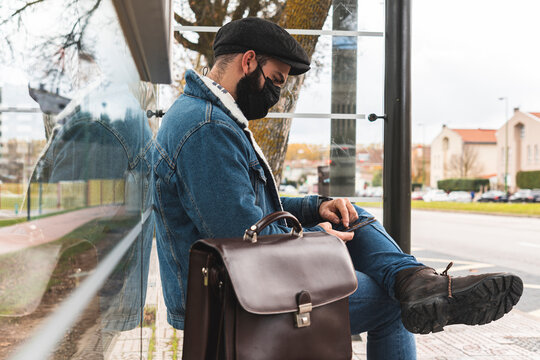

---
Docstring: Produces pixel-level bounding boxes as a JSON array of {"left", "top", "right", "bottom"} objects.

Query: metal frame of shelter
[{"left": 383, "top": 0, "right": 412, "bottom": 254}]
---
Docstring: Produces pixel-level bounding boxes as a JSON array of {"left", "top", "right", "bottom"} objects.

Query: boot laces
[{"left": 440, "top": 262, "right": 454, "bottom": 298}]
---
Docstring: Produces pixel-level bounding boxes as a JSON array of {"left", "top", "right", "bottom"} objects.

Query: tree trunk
[{"left": 249, "top": 0, "right": 331, "bottom": 184}]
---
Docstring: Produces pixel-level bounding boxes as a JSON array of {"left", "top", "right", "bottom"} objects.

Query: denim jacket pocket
[
  {"left": 249, "top": 163, "right": 267, "bottom": 207},
  {"left": 251, "top": 163, "right": 266, "bottom": 183}
]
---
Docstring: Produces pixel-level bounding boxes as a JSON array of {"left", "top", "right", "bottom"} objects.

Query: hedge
[
  {"left": 437, "top": 178, "right": 490, "bottom": 192},
  {"left": 516, "top": 170, "right": 540, "bottom": 189}
]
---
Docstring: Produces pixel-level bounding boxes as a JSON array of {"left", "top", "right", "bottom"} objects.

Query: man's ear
[{"left": 241, "top": 50, "right": 257, "bottom": 75}]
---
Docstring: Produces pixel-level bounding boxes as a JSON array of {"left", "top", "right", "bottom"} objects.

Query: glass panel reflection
[
  {"left": 0, "top": 0, "right": 154, "bottom": 358},
  {"left": 285, "top": 118, "right": 383, "bottom": 201}
]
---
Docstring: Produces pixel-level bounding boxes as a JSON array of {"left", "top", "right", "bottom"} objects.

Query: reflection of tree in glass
[{"left": 1, "top": 0, "right": 103, "bottom": 93}]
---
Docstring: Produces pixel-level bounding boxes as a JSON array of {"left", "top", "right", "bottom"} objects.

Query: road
[{"left": 365, "top": 207, "right": 540, "bottom": 315}]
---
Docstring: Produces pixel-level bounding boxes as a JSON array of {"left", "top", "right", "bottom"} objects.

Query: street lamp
[
  {"left": 417, "top": 123, "right": 426, "bottom": 186},
  {"left": 498, "top": 97, "right": 509, "bottom": 193}
]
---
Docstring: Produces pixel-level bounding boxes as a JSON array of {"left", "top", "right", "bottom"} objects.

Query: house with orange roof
[
  {"left": 495, "top": 109, "right": 540, "bottom": 191},
  {"left": 430, "top": 125, "right": 497, "bottom": 187}
]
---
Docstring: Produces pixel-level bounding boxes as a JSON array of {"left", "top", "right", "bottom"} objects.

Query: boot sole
[{"left": 400, "top": 274, "right": 523, "bottom": 334}]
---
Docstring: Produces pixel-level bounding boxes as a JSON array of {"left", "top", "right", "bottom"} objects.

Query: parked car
[
  {"left": 364, "top": 186, "right": 383, "bottom": 197},
  {"left": 477, "top": 190, "right": 508, "bottom": 202},
  {"left": 355, "top": 189, "right": 367, "bottom": 197},
  {"left": 448, "top": 191, "right": 472, "bottom": 203},
  {"left": 509, "top": 189, "right": 540, "bottom": 202},
  {"left": 422, "top": 190, "right": 448, "bottom": 202},
  {"left": 279, "top": 185, "right": 299, "bottom": 195},
  {"left": 411, "top": 191, "right": 424, "bottom": 201},
  {"left": 530, "top": 189, "right": 540, "bottom": 202}
]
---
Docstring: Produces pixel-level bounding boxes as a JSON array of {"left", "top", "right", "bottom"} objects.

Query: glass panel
[
  {"left": 156, "top": 2, "right": 386, "bottom": 357},
  {"left": 0, "top": 0, "right": 154, "bottom": 358},
  {"left": 167, "top": 3, "right": 385, "bottom": 205},
  {"left": 1, "top": 0, "right": 388, "bottom": 357},
  {"left": 288, "top": 35, "right": 384, "bottom": 204},
  {"left": 286, "top": 117, "right": 383, "bottom": 199},
  {"left": 357, "top": 0, "right": 385, "bottom": 32}
]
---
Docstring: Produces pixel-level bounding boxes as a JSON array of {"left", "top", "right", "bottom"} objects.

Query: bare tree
[
  {"left": 412, "top": 145, "right": 430, "bottom": 185},
  {"left": 365, "top": 144, "right": 384, "bottom": 164},
  {"left": 449, "top": 145, "right": 483, "bottom": 178},
  {"left": 174, "top": 0, "right": 286, "bottom": 67}
]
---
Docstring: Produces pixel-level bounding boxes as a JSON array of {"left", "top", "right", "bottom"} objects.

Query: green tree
[{"left": 372, "top": 169, "right": 382, "bottom": 187}]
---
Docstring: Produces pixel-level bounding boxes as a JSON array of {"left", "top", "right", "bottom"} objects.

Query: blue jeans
[{"left": 343, "top": 206, "right": 422, "bottom": 360}]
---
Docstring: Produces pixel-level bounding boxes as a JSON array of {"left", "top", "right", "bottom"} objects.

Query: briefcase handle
[{"left": 243, "top": 211, "right": 303, "bottom": 243}]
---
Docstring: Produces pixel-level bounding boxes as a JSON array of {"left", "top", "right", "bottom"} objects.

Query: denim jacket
[{"left": 153, "top": 70, "right": 324, "bottom": 329}]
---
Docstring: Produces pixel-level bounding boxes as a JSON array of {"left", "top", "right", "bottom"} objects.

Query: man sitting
[{"left": 153, "top": 17, "right": 523, "bottom": 359}]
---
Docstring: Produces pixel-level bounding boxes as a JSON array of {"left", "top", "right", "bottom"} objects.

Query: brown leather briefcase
[{"left": 182, "top": 211, "right": 358, "bottom": 360}]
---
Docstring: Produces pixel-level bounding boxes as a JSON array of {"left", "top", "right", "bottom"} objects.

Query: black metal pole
[
  {"left": 383, "top": 0, "right": 411, "bottom": 253},
  {"left": 329, "top": 0, "right": 357, "bottom": 197}
]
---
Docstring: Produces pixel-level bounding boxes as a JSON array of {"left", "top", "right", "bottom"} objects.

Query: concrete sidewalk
[
  {"left": 354, "top": 311, "right": 540, "bottom": 359},
  {"left": 107, "top": 243, "right": 540, "bottom": 359}
]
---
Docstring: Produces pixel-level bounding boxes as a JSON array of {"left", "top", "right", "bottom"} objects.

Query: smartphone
[{"left": 335, "top": 217, "right": 376, "bottom": 232}]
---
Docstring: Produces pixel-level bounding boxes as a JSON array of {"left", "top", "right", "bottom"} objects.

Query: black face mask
[{"left": 236, "top": 64, "right": 281, "bottom": 120}]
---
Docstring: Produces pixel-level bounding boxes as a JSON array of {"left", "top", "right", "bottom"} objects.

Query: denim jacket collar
[
  {"left": 184, "top": 69, "right": 248, "bottom": 129},
  {"left": 184, "top": 69, "right": 283, "bottom": 211}
]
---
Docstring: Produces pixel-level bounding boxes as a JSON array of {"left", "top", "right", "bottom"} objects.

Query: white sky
[
  {"left": 411, "top": 0, "right": 540, "bottom": 145},
  {"left": 289, "top": 0, "right": 540, "bottom": 145},
  {"left": 2, "top": 0, "right": 540, "bottom": 145}
]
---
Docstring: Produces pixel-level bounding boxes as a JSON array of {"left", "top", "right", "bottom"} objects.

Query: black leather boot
[{"left": 394, "top": 262, "right": 523, "bottom": 334}]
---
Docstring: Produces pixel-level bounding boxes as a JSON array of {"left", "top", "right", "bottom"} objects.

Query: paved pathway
[
  {"left": 106, "top": 241, "right": 540, "bottom": 359},
  {"left": 0, "top": 206, "right": 121, "bottom": 254}
]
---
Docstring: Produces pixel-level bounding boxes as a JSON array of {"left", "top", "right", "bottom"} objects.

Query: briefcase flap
[{"left": 194, "top": 231, "right": 358, "bottom": 315}]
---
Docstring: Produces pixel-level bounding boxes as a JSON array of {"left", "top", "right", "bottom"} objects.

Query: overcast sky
[
  {"left": 2, "top": 0, "right": 539, "bottom": 145},
  {"left": 290, "top": 0, "right": 540, "bottom": 145}
]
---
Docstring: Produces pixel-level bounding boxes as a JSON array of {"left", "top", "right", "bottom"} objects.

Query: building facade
[
  {"left": 431, "top": 126, "right": 497, "bottom": 187},
  {"left": 412, "top": 144, "right": 431, "bottom": 187},
  {"left": 495, "top": 110, "right": 540, "bottom": 191}
]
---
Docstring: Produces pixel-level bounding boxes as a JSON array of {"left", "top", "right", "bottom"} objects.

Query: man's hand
[
  {"left": 317, "top": 222, "right": 354, "bottom": 242},
  {"left": 319, "top": 198, "right": 359, "bottom": 228}
]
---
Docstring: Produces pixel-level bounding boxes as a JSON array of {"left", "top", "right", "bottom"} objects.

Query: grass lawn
[
  {"left": 354, "top": 200, "right": 540, "bottom": 217},
  {"left": 0, "top": 218, "right": 27, "bottom": 227}
]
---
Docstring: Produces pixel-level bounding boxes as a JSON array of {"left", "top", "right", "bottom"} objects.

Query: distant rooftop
[{"left": 451, "top": 129, "right": 497, "bottom": 144}]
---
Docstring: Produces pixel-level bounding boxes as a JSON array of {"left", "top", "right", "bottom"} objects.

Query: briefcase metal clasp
[{"left": 295, "top": 302, "right": 312, "bottom": 328}]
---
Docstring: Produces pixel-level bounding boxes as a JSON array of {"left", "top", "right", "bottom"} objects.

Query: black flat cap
[{"left": 213, "top": 17, "right": 310, "bottom": 75}]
